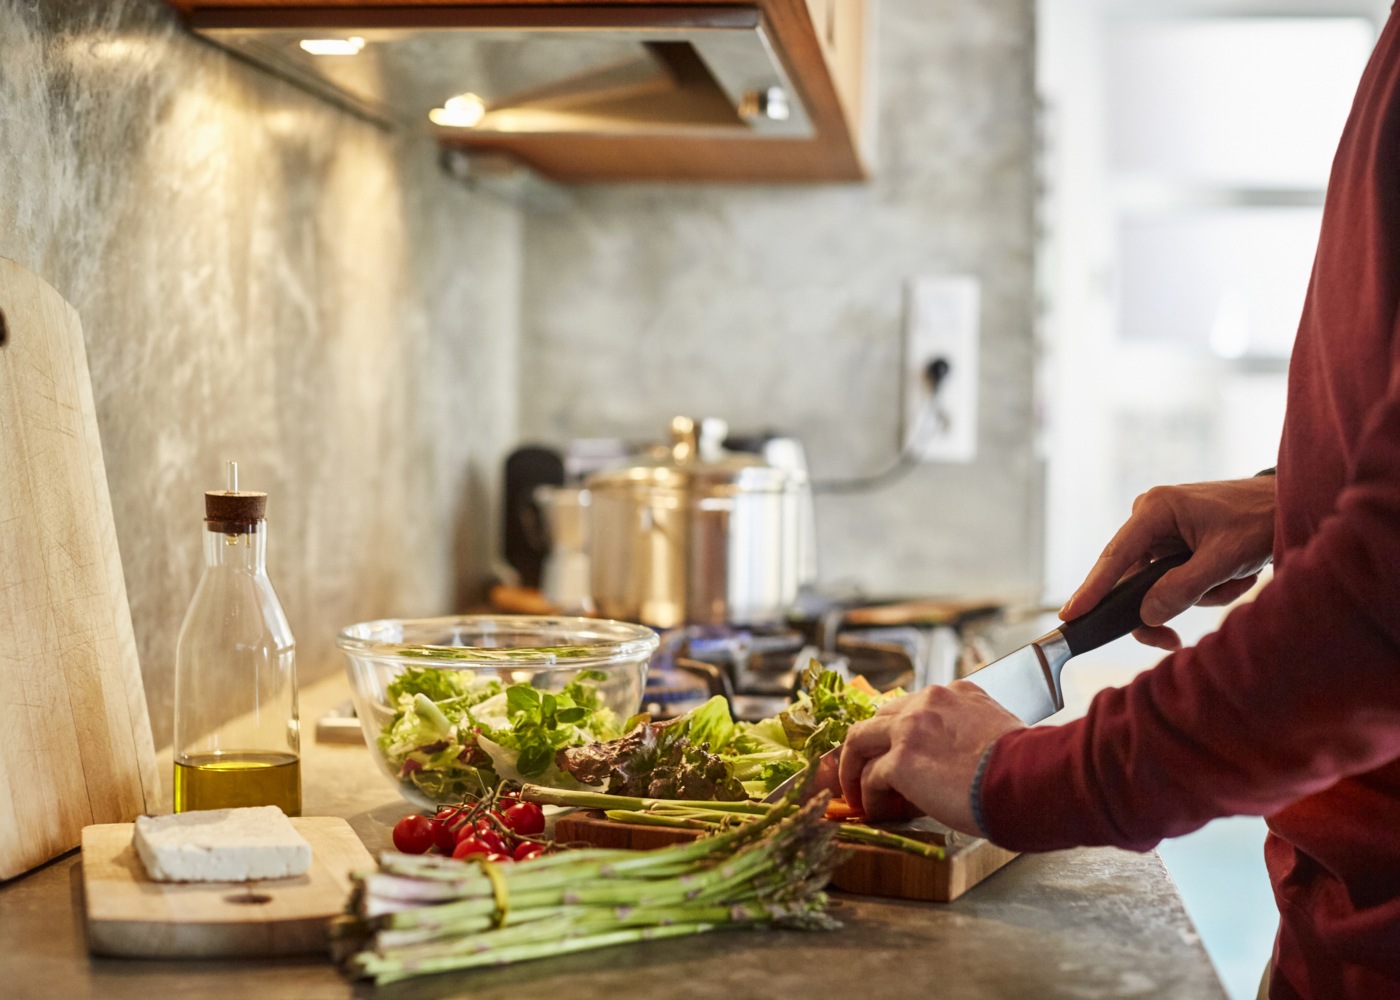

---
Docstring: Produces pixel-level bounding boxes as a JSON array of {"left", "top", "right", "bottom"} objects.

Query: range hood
[{"left": 189, "top": 6, "right": 815, "bottom": 140}]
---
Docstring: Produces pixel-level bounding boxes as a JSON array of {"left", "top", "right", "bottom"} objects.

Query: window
[{"left": 1104, "top": 17, "right": 1372, "bottom": 359}]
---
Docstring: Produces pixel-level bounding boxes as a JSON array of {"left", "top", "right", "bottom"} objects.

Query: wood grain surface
[
  {"left": 0, "top": 257, "right": 159, "bottom": 880},
  {"left": 81, "top": 816, "right": 373, "bottom": 958},
  {"left": 554, "top": 811, "right": 1019, "bottom": 902}
]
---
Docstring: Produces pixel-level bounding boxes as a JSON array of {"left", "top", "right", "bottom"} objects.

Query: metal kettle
[{"left": 585, "top": 417, "right": 813, "bottom": 629}]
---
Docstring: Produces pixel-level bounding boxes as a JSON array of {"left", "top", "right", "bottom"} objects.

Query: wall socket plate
[{"left": 902, "top": 276, "right": 980, "bottom": 462}]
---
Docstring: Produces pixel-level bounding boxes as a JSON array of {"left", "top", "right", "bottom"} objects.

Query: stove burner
[
  {"left": 682, "top": 626, "right": 806, "bottom": 695},
  {"left": 643, "top": 623, "right": 833, "bottom": 721},
  {"left": 642, "top": 617, "right": 944, "bottom": 722},
  {"left": 640, "top": 665, "right": 712, "bottom": 719}
]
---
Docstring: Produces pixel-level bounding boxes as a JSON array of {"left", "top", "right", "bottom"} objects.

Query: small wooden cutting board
[
  {"left": 554, "top": 812, "right": 1018, "bottom": 902},
  {"left": 81, "top": 816, "right": 373, "bottom": 959}
]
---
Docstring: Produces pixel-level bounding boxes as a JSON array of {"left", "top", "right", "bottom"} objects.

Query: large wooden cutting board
[
  {"left": 81, "top": 816, "right": 373, "bottom": 958},
  {"left": 554, "top": 812, "right": 1018, "bottom": 902},
  {"left": 0, "top": 257, "right": 159, "bottom": 880}
]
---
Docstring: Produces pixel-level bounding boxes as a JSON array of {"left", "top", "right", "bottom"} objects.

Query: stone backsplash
[{"left": 1, "top": 0, "right": 522, "bottom": 748}]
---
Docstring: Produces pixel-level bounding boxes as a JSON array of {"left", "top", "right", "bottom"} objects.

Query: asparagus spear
[{"left": 527, "top": 783, "right": 948, "bottom": 861}]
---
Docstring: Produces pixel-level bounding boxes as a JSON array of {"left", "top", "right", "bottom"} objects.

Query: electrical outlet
[{"left": 902, "top": 276, "right": 980, "bottom": 462}]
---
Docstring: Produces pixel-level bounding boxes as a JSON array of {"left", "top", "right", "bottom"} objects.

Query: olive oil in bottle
[
  {"left": 173, "top": 751, "right": 301, "bottom": 813},
  {"left": 172, "top": 462, "right": 301, "bottom": 815}
]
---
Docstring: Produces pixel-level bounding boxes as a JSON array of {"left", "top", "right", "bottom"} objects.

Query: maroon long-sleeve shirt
[{"left": 979, "top": 8, "right": 1400, "bottom": 997}]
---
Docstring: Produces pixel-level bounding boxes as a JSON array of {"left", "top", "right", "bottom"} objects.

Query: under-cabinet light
[
  {"left": 298, "top": 37, "right": 365, "bottom": 56},
  {"left": 429, "top": 93, "right": 487, "bottom": 129}
]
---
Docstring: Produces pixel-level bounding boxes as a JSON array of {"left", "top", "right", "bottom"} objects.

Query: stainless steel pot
[{"left": 585, "top": 417, "right": 812, "bottom": 628}]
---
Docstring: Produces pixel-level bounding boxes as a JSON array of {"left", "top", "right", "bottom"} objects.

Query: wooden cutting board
[
  {"left": 842, "top": 597, "right": 1005, "bottom": 628},
  {"left": 81, "top": 816, "right": 373, "bottom": 958},
  {"left": 0, "top": 257, "right": 159, "bottom": 879},
  {"left": 554, "top": 812, "right": 1018, "bottom": 902}
]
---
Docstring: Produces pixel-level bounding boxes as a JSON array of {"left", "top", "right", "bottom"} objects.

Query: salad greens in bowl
[
  {"left": 551, "top": 661, "right": 904, "bottom": 802},
  {"left": 336, "top": 615, "right": 657, "bottom": 808}
]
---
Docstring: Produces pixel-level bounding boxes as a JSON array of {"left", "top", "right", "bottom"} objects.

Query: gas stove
[{"left": 641, "top": 614, "right": 968, "bottom": 722}]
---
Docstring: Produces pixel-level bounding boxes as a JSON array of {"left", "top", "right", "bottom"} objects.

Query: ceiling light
[
  {"left": 429, "top": 93, "right": 487, "bottom": 129},
  {"left": 298, "top": 37, "right": 365, "bottom": 56}
]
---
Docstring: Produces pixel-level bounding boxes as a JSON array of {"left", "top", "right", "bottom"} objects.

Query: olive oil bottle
[{"left": 172, "top": 462, "right": 301, "bottom": 815}]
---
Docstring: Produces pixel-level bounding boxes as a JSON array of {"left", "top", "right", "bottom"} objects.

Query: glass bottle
[{"left": 172, "top": 462, "right": 301, "bottom": 814}]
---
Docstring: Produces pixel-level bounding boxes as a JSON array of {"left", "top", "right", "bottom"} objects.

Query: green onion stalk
[
  {"left": 524, "top": 784, "right": 947, "bottom": 861},
  {"left": 335, "top": 792, "right": 847, "bottom": 986}
]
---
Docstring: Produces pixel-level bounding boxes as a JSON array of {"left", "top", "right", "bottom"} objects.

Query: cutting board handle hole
[
  {"left": 224, "top": 892, "right": 273, "bottom": 905},
  {"left": 0, "top": 307, "right": 8, "bottom": 348}
]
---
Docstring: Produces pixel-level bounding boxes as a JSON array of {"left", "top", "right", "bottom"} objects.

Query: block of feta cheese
[{"left": 132, "top": 806, "right": 313, "bottom": 883}]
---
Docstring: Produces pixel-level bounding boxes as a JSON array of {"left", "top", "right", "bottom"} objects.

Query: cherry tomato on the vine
[
  {"left": 392, "top": 814, "right": 435, "bottom": 855},
  {"left": 513, "top": 841, "right": 545, "bottom": 862},
  {"left": 427, "top": 818, "right": 454, "bottom": 854},
  {"left": 470, "top": 818, "right": 508, "bottom": 854},
  {"left": 501, "top": 801, "right": 546, "bottom": 837},
  {"left": 452, "top": 836, "right": 493, "bottom": 860},
  {"left": 435, "top": 806, "right": 465, "bottom": 826}
]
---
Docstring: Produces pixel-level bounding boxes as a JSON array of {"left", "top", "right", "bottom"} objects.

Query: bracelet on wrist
[{"left": 969, "top": 741, "right": 998, "bottom": 840}]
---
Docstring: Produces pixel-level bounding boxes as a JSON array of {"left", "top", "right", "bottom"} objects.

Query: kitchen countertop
[{"left": 0, "top": 673, "right": 1226, "bottom": 1000}]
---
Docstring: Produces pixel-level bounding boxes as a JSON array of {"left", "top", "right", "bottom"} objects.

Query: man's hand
[
  {"left": 1060, "top": 476, "right": 1277, "bottom": 650},
  {"left": 837, "top": 681, "right": 1024, "bottom": 835}
]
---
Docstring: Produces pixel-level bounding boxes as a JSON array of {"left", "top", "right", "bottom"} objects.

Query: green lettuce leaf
[
  {"left": 385, "top": 666, "right": 471, "bottom": 706},
  {"left": 476, "top": 735, "right": 598, "bottom": 791},
  {"left": 672, "top": 695, "right": 736, "bottom": 752},
  {"left": 730, "top": 715, "right": 791, "bottom": 755}
]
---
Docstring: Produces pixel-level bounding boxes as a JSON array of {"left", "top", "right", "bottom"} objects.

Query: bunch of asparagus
[{"left": 334, "top": 792, "right": 845, "bottom": 986}]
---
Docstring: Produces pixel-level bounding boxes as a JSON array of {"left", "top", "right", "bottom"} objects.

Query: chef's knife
[
  {"left": 762, "top": 552, "right": 1191, "bottom": 803},
  {"left": 965, "top": 551, "right": 1190, "bottom": 723}
]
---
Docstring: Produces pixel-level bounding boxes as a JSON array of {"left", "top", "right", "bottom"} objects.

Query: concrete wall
[
  {"left": 0, "top": 0, "right": 522, "bottom": 747},
  {"left": 517, "top": 0, "right": 1042, "bottom": 600}
]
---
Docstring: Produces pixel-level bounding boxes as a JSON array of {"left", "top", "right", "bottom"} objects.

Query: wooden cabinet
[{"left": 165, "top": 1, "right": 873, "bottom": 183}]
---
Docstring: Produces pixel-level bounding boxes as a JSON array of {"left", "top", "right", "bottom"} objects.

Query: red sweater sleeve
[{"left": 979, "top": 361, "right": 1400, "bottom": 853}]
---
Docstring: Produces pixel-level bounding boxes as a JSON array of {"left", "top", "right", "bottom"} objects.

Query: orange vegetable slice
[
  {"left": 825, "top": 797, "right": 864, "bottom": 823},
  {"left": 847, "top": 674, "right": 880, "bottom": 697}
]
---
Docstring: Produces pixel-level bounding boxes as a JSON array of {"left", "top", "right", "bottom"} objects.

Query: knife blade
[
  {"left": 965, "top": 552, "right": 1190, "bottom": 723},
  {"left": 762, "top": 745, "right": 841, "bottom": 803}
]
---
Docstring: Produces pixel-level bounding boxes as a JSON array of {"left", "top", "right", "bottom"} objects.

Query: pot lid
[{"left": 585, "top": 416, "right": 808, "bottom": 493}]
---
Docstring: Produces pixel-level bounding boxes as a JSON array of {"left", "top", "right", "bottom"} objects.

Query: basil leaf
[
  {"left": 506, "top": 684, "right": 541, "bottom": 720},
  {"left": 516, "top": 744, "right": 555, "bottom": 776}
]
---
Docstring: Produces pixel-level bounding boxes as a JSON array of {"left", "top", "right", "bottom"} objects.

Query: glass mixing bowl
[{"left": 337, "top": 615, "right": 657, "bottom": 808}]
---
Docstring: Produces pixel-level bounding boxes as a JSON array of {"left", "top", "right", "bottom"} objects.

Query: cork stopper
[
  {"left": 204, "top": 461, "right": 266, "bottom": 533},
  {"left": 205, "top": 490, "right": 267, "bottom": 531}
]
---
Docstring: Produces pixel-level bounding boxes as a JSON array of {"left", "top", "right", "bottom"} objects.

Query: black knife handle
[{"left": 1059, "top": 551, "right": 1192, "bottom": 657}]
